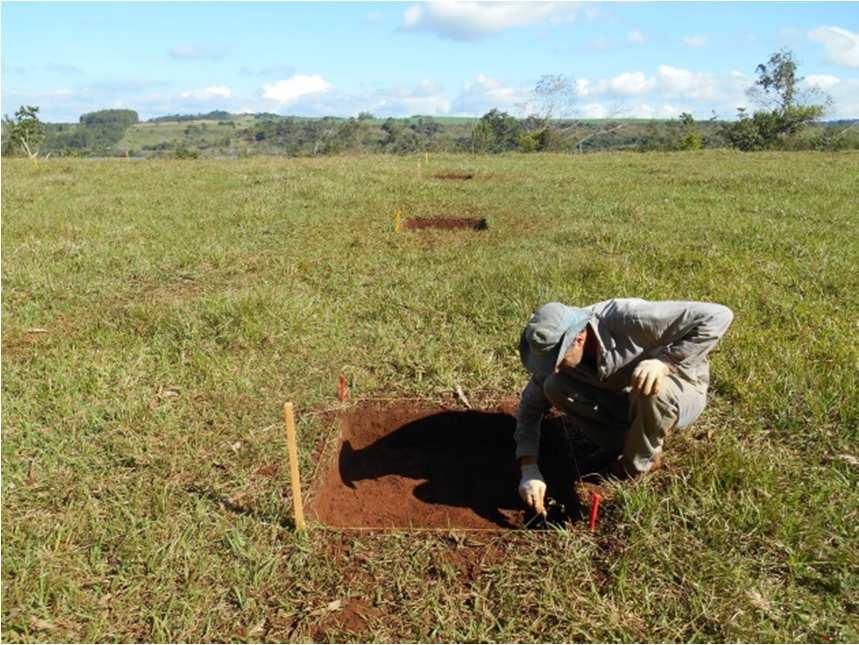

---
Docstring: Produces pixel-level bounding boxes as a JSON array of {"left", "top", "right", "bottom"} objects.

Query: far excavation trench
[
  {"left": 309, "top": 400, "right": 607, "bottom": 531},
  {"left": 403, "top": 217, "right": 488, "bottom": 231}
]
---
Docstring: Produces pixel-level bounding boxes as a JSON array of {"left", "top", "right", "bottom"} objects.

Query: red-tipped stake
[
  {"left": 337, "top": 374, "right": 348, "bottom": 402},
  {"left": 589, "top": 493, "right": 602, "bottom": 532}
]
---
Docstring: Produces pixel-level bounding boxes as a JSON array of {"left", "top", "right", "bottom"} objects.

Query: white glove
[
  {"left": 518, "top": 463, "right": 547, "bottom": 516},
  {"left": 631, "top": 359, "right": 671, "bottom": 396}
]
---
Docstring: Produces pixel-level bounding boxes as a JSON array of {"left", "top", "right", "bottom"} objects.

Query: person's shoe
[
  {"left": 574, "top": 453, "right": 664, "bottom": 507},
  {"left": 605, "top": 453, "right": 663, "bottom": 480}
]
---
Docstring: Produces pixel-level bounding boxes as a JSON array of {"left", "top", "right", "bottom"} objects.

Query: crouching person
[{"left": 515, "top": 298, "right": 733, "bottom": 515}]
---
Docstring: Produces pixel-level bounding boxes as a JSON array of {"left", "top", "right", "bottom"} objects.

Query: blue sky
[{"left": 2, "top": 1, "right": 858, "bottom": 122}]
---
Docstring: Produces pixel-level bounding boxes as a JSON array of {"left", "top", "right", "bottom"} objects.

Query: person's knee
[{"left": 630, "top": 380, "right": 680, "bottom": 424}]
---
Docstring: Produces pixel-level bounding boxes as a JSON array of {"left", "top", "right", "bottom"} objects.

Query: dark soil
[
  {"left": 403, "top": 217, "right": 488, "bottom": 231},
  {"left": 433, "top": 172, "right": 474, "bottom": 180},
  {"left": 312, "top": 400, "right": 607, "bottom": 530}
]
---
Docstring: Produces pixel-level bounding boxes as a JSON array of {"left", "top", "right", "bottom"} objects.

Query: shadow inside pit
[{"left": 337, "top": 410, "right": 593, "bottom": 529}]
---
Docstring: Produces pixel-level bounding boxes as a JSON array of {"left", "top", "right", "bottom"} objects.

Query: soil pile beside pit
[
  {"left": 312, "top": 401, "right": 596, "bottom": 530},
  {"left": 433, "top": 172, "right": 474, "bottom": 180},
  {"left": 404, "top": 217, "right": 488, "bottom": 231}
]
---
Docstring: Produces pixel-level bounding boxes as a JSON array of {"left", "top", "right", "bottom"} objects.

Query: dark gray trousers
[{"left": 542, "top": 370, "right": 707, "bottom": 473}]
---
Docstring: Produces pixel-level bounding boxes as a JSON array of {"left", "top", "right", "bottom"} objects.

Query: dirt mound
[
  {"left": 404, "top": 217, "right": 488, "bottom": 231},
  {"left": 312, "top": 599, "right": 381, "bottom": 641},
  {"left": 433, "top": 172, "right": 474, "bottom": 180},
  {"left": 312, "top": 400, "right": 606, "bottom": 530}
]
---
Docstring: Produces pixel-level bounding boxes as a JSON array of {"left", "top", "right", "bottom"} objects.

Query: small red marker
[
  {"left": 337, "top": 374, "right": 348, "bottom": 401},
  {"left": 589, "top": 493, "right": 602, "bottom": 532}
]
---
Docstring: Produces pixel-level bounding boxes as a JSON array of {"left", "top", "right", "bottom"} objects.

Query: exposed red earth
[
  {"left": 312, "top": 400, "right": 601, "bottom": 530},
  {"left": 403, "top": 217, "right": 488, "bottom": 231}
]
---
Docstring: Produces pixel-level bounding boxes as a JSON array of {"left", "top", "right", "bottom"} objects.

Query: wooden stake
[{"left": 283, "top": 402, "right": 306, "bottom": 531}]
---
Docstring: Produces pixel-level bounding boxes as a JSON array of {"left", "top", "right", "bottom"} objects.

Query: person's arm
[
  {"left": 514, "top": 376, "right": 550, "bottom": 517},
  {"left": 652, "top": 301, "right": 734, "bottom": 369},
  {"left": 514, "top": 376, "right": 551, "bottom": 460}
]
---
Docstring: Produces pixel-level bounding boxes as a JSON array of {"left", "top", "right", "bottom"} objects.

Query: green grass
[{"left": 2, "top": 152, "right": 857, "bottom": 642}]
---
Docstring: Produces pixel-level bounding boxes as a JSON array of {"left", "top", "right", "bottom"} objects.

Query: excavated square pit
[
  {"left": 311, "top": 400, "right": 594, "bottom": 530},
  {"left": 433, "top": 172, "right": 474, "bottom": 180},
  {"left": 403, "top": 217, "right": 488, "bottom": 231}
]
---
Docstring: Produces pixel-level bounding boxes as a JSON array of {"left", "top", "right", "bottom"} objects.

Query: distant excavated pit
[
  {"left": 404, "top": 217, "right": 488, "bottom": 231},
  {"left": 433, "top": 172, "right": 474, "bottom": 180},
  {"left": 311, "top": 400, "right": 606, "bottom": 530}
]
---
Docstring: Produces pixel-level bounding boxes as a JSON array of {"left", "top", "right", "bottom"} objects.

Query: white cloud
[
  {"left": 575, "top": 79, "right": 592, "bottom": 97},
  {"left": 608, "top": 71, "right": 656, "bottom": 95},
  {"left": 576, "top": 71, "right": 658, "bottom": 97},
  {"left": 578, "top": 99, "right": 684, "bottom": 120},
  {"left": 828, "top": 78, "right": 859, "bottom": 116},
  {"left": 8, "top": 57, "right": 858, "bottom": 124},
  {"left": 809, "top": 26, "right": 859, "bottom": 69},
  {"left": 564, "top": 65, "right": 751, "bottom": 118},
  {"left": 657, "top": 65, "right": 724, "bottom": 101},
  {"left": 637, "top": 103, "right": 683, "bottom": 118},
  {"left": 627, "top": 30, "right": 646, "bottom": 45},
  {"left": 682, "top": 35, "right": 708, "bottom": 48},
  {"left": 805, "top": 74, "right": 841, "bottom": 91},
  {"left": 370, "top": 81, "right": 452, "bottom": 116},
  {"left": 402, "top": 1, "right": 578, "bottom": 41},
  {"left": 179, "top": 85, "right": 232, "bottom": 100},
  {"left": 450, "top": 74, "right": 528, "bottom": 114},
  {"left": 262, "top": 74, "right": 332, "bottom": 105}
]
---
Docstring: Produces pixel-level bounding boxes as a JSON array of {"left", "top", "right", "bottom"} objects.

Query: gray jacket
[{"left": 515, "top": 298, "right": 734, "bottom": 457}]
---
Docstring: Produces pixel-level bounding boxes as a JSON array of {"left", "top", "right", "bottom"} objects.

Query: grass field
[{"left": 2, "top": 152, "right": 857, "bottom": 642}]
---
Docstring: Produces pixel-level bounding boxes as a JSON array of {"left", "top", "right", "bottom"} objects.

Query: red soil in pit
[
  {"left": 403, "top": 217, "right": 488, "bottom": 231},
  {"left": 312, "top": 400, "right": 597, "bottom": 530}
]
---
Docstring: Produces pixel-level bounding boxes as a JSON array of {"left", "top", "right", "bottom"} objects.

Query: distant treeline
[
  {"left": 6, "top": 108, "right": 859, "bottom": 159},
  {"left": 148, "top": 110, "right": 233, "bottom": 123},
  {"left": 42, "top": 109, "right": 140, "bottom": 155}
]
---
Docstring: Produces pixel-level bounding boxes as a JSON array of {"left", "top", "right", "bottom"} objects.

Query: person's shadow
[{"left": 336, "top": 410, "right": 587, "bottom": 529}]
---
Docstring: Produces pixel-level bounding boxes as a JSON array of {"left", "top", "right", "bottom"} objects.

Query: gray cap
[{"left": 519, "top": 302, "right": 591, "bottom": 377}]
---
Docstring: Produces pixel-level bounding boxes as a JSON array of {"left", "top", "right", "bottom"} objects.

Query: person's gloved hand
[
  {"left": 632, "top": 359, "right": 671, "bottom": 396},
  {"left": 518, "top": 462, "right": 547, "bottom": 516}
]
